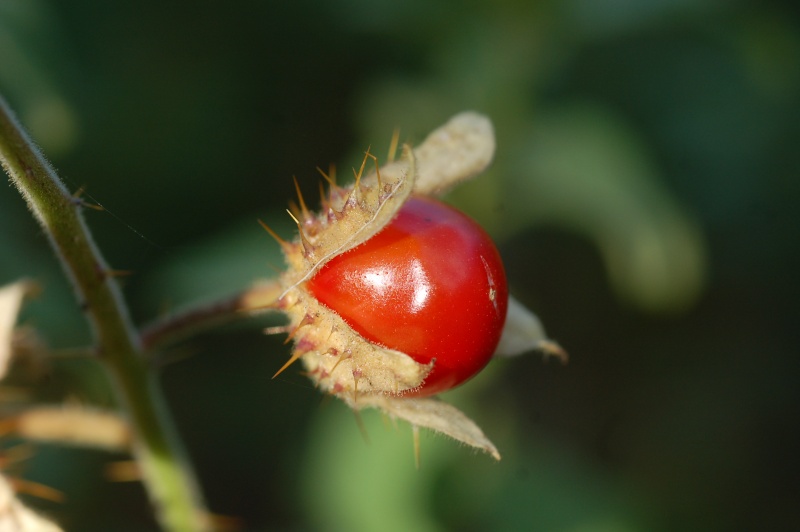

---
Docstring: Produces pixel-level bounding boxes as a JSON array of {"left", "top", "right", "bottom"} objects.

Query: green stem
[{"left": 0, "top": 95, "right": 209, "bottom": 531}]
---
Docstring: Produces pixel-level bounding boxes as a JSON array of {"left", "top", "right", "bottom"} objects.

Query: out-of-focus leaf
[
  {"left": 0, "top": 0, "right": 79, "bottom": 155},
  {"left": 301, "top": 404, "right": 448, "bottom": 532},
  {"left": 301, "top": 394, "right": 653, "bottom": 532},
  {"left": 506, "top": 104, "right": 707, "bottom": 312}
]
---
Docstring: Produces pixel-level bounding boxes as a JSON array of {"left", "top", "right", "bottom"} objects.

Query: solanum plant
[
  {"left": 262, "top": 112, "right": 565, "bottom": 459},
  {"left": 1, "top": 99, "right": 564, "bottom": 532}
]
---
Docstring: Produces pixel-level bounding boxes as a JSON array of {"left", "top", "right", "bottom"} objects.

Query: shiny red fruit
[{"left": 307, "top": 195, "right": 508, "bottom": 396}]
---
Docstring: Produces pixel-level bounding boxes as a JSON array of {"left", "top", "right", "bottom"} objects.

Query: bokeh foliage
[{"left": 1, "top": 0, "right": 799, "bottom": 530}]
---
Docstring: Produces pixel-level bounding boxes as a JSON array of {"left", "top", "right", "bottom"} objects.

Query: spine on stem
[{"left": 0, "top": 95, "right": 209, "bottom": 532}]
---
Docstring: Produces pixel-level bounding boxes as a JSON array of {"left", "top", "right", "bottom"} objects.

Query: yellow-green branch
[{"left": 0, "top": 95, "right": 209, "bottom": 532}]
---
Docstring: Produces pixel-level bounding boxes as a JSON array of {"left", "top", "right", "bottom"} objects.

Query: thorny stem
[
  {"left": 141, "top": 281, "right": 282, "bottom": 352},
  {"left": 0, "top": 95, "right": 209, "bottom": 531}
]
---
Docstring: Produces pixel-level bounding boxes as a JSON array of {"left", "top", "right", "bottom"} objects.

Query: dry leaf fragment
[
  {"left": 494, "top": 295, "right": 567, "bottom": 362},
  {"left": 0, "top": 474, "right": 62, "bottom": 532},
  {"left": 0, "top": 281, "right": 36, "bottom": 380},
  {"left": 411, "top": 111, "right": 496, "bottom": 196},
  {"left": 348, "top": 394, "right": 500, "bottom": 460},
  {"left": 15, "top": 406, "right": 130, "bottom": 452}
]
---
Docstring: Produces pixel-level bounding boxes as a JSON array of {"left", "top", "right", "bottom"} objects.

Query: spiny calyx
[{"left": 265, "top": 112, "right": 538, "bottom": 460}]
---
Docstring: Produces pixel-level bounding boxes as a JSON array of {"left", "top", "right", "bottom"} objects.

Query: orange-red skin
[{"left": 308, "top": 196, "right": 508, "bottom": 396}]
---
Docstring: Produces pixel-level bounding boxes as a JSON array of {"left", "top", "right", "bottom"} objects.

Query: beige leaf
[
  {"left": 15, "top": 406, "right": 131, "bottom": 452},
  {"left": 351, "top": 394, "right": 500, "bottom": 460},
  {"left": 0, "top": 474, "right": 62, "bottom": 532},
  {"left": 412, "top": 111, "right": 495, "bottom": 196},
  {"left": 494, "top": 296, "right": 568, "bottom": 363},
  {"left": 0, "top": 281, "right": 35, "bottom": 380}
]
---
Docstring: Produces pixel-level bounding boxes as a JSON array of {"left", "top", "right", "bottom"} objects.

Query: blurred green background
[{"left": 2, "top": 0, "right": 799, "bottom": 530}]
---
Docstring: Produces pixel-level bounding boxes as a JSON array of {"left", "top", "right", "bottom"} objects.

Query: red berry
[{"left": 307, "top": 195, "right": 508, "bottom": 396}]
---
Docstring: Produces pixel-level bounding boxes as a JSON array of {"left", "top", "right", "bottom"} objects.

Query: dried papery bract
[
  {"left": 0, "top": 281, "right": 36, "bottom": 379},
  {"left": 495, "top": 296, "right": 569, "bottom": 363},
  {"left": 0, "top": 475, "right": 62, "bottom": 532},
  {"left": 269, "top": 112, "right": 562, "bottom": 459},
  {"left": 0, "top": 281, "right": 64, "bottom": 530},
  {"left": 13, "top": 406, "right": 130, "bottom": 451},
  {"left": 411, "top": 112, "right": 496, "bottom": 196},
  {"left": 357, "top": 112, "right": 496, "bottom": 197}
]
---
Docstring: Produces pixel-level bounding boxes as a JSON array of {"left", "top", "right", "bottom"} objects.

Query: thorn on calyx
[
  {"left": 273, "top": 328, "right": 315, "bottom": 379},
  {"left": 353, "top": 147, "right": 371, "bottom": 191},
  {"left": 272, "top": 349, "right": 304, "bottom": 379},
  {"left": 346, "top": 147, "right": 374, "bottom": 205},
  {"left": 413, "top": 425, "right": 421, "bottom": 469},
  {"left": 352, "top": 368, "right": 362, "bottom": 405},
  {"left": 364, "top": 150, "right": 382, "bottom": 192},
  {"left": 318, "top": 181, "right": 329, "bottom": 211},
  {"left": 283, "top": 314, "right": 314, "bottom": 345},
  {"left": 292, "top": 176, "right": 312, "bottom": 223},
  {"left": 388, "top": 128, "right": 401, "bottom": 163},
  {"left": 353, "top": 408, "right": 369, "bottom": 445},
  {"left": 317, "top": 164, "right": 346, "bottom": 207},
  {"left": 286, "top": 209, "right": 315, "bottom": 258},
  {"left": 257, "top": 219, "right": 293, "bottom": 253},
  {"left": 316, "top": 163, "right": 337, "bottom": 188}
]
